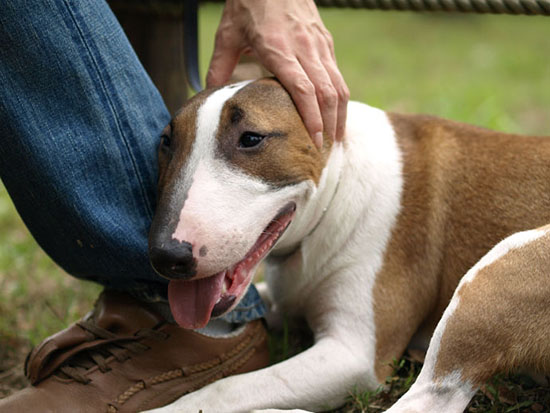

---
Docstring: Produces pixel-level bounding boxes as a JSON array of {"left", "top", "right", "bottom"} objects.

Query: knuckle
[
  {"left": 293, "top": 78, "right": 315, "bottom": 97},
  {"left": 214, "top": 29, "right": 230, "bottom": 46},
  {"left": 259, "top": 32, "right": 285, "bottom": 48},
  {"left": 295, "top": 31, "right": 311, "bottom": 47},
  {"left": 317, "top": 84, "right": 338, "bottom": 107},
  {"left": 337, "top": 84, "right": 350, "bottom": 102},
  {"left": 214, "top": 25, "right": 238, "bottom": 47},
  {"left": 324, "top": 31, "right": 335, "bottom": 48}
]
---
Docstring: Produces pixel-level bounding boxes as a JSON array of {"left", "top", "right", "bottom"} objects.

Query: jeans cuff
[{"left": 220, "top": 284, "right": 267, "bottom": 324}]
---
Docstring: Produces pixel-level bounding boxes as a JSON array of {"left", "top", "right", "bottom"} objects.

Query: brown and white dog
[{"left": 146, "top": 78, "right": 550, "bottom": 413}]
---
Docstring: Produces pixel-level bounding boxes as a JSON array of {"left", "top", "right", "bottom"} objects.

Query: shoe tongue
[
  {"left": 92, "top": 291, "right": 164, "bottom": 334},
  {"left": 168, "top": 272, "right": 225, "bottom": 330}
]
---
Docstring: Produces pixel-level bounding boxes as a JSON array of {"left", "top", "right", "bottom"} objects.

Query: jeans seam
[{"left": 61, "top": 0, "right": 154, "bottom": 219}]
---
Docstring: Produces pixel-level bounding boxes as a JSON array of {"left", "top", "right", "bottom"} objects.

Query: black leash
[{"left": 184, "top": 0, "right": 203, "bottom": 92}]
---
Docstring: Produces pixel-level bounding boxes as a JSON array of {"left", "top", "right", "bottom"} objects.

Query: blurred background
[{"left": 1, "top": 3, "right": 549, "bottom": 408}]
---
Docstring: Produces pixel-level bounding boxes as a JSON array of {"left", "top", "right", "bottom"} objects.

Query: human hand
[{"left": 206, "top": 0, "right": 349, "bottom": 149}]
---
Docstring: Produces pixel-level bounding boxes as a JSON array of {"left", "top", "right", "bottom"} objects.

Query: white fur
[
  {"left": 267, "top": 103, "right": 403, "bottom": 316},
  {"left": 172, "top": 158, "right": 311, "bottom": 277},
  {"left": 145, "top": 101, "right": 403, "bottom": 413},
  {"left": 385, "top": 370, "right": 476, "bottom": 413},
  {"left": 272, "top": 142, "right": 344, "bottom": 253},
  {"left": 183, "top": 80, "right": 252, "bottom": 177},
  {"left": 386, "top": 228, "right": 548, "bottom": 413}
]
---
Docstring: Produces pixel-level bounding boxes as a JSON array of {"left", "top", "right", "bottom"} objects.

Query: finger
[
  {"left": 316, "top": 32, "right": 350, "bottom": 141},
  {"left": 298, "top": 56, "right": 338, "bottom": 143},
  {"left": 262, "top": 52, "right": 324, "bottom": 149},
  {"left": 292, "top": 28, "right": 338, "bottom": 142},
  {"left": 206, "top": 34, "right": 242, "bottom": 87},
  {"left": 322, "top": 58, "right": 349, "bottom": 142},
  {"left": 275, "top": 64, "right": 324, "bottom": 149},
  {"left": 311, "top": 29, "right": 349, "bottom": 142}
]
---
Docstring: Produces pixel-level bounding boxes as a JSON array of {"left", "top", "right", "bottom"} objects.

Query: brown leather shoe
[{"left": 0, "top": 290, "right": 269, "bottom": 413}]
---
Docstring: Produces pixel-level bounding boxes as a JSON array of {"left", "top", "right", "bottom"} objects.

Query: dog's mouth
[{"left": 168, "top": 202, "right": 296, "bottom": 329}]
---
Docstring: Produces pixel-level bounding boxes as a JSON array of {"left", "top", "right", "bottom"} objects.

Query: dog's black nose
[{"left": 149, "top": 240, "right": 197, "bottom": 280}]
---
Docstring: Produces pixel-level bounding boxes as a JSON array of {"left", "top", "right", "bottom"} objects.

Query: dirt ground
[{"left": 0, "top": 337, "right": 30, "bottom": 399}]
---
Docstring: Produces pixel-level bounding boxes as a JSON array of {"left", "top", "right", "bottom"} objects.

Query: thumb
[{"left": 206, "top": 45, "right": 241, "bottom": 87}]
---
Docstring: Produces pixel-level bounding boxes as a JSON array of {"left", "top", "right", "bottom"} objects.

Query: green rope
[{"left": 315, "top": 0, "right": 550, "bottom": 15}]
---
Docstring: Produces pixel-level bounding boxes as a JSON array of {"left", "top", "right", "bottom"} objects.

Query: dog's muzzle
[{"left": 149, "top": 239, "right": 197, "bottom": 280}]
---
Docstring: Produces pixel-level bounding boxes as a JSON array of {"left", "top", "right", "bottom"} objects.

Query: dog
[{"left": 146, "top": 78, "right": 550, "bottom": 412}]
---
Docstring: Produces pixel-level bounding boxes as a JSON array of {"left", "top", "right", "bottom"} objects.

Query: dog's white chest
[{"left": 266, "top": 102, "right": 404, "bottom": 318}]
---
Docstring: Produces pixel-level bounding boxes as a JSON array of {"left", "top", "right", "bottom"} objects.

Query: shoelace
[{"left": 57, "top": 320, "right": 168, "bottom": 384}]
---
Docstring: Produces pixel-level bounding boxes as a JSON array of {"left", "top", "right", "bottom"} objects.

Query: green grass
[
  {"left": 0, "top": 184, "right": 101, "bottom": 397},
  {"left": 1, "top": 4, "right": 549, "bottom": 409},
  {"left": 0, "top": 185, "right": 101, "bottom": 346}
]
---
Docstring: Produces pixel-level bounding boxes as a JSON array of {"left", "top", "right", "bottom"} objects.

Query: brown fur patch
[
  {"left": 372, "top": 113, "right": 550, "bottom": 381},
  {"left": 215, "top": 78, "right": 331, "bottom": 187},
  {"left": 433, "top": 226, "right": 550, "bottom": 386}
]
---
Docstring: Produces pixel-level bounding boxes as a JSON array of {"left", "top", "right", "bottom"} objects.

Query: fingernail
[{"left": 314, "top": 132, "right": 323, "bottom": 149}]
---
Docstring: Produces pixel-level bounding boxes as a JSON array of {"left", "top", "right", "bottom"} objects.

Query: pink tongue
[{"left": 168, "top": 272, "right": 225, "bottom": 329}]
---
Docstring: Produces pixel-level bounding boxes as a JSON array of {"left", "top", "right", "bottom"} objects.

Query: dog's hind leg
[{"left": 386, "top": 225, "right": 550, "bottom": 413}]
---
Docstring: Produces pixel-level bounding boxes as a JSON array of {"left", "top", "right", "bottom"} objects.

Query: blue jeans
[{"left": 0, "top": 0, "right": 265, "bottom": 323}]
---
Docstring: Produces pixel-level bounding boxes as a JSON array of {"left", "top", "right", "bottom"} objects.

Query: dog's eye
[
  {"left": 239, "top": 132, "right": 265, "bottom": 148},
  {"left": 160, "top": 134, "right": 171, "bottom": 148}
]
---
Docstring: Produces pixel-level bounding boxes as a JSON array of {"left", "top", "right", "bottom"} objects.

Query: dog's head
[{"left": 149, "top": 78, "right": 335, "bottom": 328}]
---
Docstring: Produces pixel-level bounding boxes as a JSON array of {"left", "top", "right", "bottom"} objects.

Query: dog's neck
[
  {"left": 303, "top": 169, "right": 342, "bottom": 239},
  {"left": 271, "top": 141, "right": 345, "bottom": 256}
]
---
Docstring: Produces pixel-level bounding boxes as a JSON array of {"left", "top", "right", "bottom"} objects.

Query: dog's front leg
[{"left": 143, "top": 334, "right": 373, "bottom": 413}]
